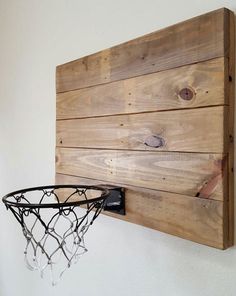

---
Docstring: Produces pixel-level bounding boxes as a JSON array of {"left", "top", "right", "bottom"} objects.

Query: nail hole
[{"left": 229, "top": 76, "right": 232, "bottom": 82}]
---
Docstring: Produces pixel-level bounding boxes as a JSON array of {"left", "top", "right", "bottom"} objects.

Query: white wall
[{"left": 0, "top": 0, "right": 236, "bottom": 295}]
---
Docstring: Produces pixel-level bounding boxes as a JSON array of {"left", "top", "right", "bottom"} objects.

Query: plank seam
[
  {"left": 56, "top": 104, "right": 228, "bottom": 121},
  {"left": 55, "top": 146, "right": 226, "bottom": 154},
  {"left": 56, "top": 56, "right": 225, "bottom": 94},
  {"left": 55, "top": 172, "right": 224, "bottom": 203}
]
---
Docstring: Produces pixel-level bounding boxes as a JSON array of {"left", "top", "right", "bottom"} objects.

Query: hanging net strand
[{"left": 2, "top": 185, "right": 109, "bottom": 286}]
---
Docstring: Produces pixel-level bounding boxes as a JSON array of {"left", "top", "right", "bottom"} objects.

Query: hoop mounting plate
[{"left": 103, "top": 186, "right": 125, "bottom": 215}]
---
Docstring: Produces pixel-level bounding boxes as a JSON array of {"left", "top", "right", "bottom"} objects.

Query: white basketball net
[{"left": 4, "top": 187, "right": 105, "bottom": 285}]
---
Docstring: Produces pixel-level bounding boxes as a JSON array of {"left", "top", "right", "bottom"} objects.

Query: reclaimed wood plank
[
  {"left": 56, "top": 148, "right": 226, "bottom": 201},
  {"left": 224, "top": 10, "right": 235, "bottom": 247},
  {"left": 56, "top": 58, "right": 225, "bottom": 119},
  {"left": 56, "top": 8, "right": 227, "bottom": 93},
  {"left": 57, "top": 106, "right": 225, "bottom": 153},
  {"left": 55, "top": 173, "right": 225, "bottom": 249}
]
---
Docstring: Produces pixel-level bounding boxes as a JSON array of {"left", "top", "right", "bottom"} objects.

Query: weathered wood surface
[
  {"left": 55, "top": 8, "right": 234, "bottom": 249},
  {"left": 56, "top": 8, "right": 227, "bottom": 93},
  {"left": 57, "top": 106, "right": 225, "bottom": 153},
  {"left": 224, "top": 10, "right": 235, "bottom": 247},
  {"left": 56, "top": 173, "right": 225, "bottom": 249},
  {"left": 56, "top": 148, "right": 226, "bottom": 201},
  {"left": 56, "top": 58, "right": 225, "bottom": 119}
]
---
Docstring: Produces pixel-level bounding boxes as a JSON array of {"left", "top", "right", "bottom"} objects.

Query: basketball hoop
[{"left": 2, "top": 185, "right": 110, "bottom": 285}]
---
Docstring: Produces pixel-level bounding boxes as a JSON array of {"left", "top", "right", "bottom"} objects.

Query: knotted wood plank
[
  {"left": 57, "top": 106, "right": 226, "bottom": 153},
  {"left": 56, "top": 58, "right": 225, "bottom": 119},
  {"left": 56, "top": 148, "right": 226, "bottom": 201}
]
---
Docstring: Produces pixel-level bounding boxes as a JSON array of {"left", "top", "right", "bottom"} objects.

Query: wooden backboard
[{"left": 55, "top": 8, "right": 235, "bottom": 249}]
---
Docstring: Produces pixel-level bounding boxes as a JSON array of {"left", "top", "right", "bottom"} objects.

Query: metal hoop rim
[{"left": 2, "top": 184, "right": 110, "bottom": 209}]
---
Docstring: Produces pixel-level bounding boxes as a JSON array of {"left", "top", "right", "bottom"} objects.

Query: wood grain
[
  {"left": 56, "top": 173, "right": 225, "bottom": 249},
  {"left": 56, "top": 8, "right": 227, "bottom": 93},
  {"left": 56, "top": 148, "right": 226, "bottom": 201},
  {"left": 57, "top": 106, "right": 225, "bottom": 153},
  {"left": 55, "top": 8, "right": 234, "bottom": 249},
  {"left": 56, "top": 58, "right": 225, "bottom": 119},
  {"left": 224, "top": 10, "right": 235, "bottom": 247}
]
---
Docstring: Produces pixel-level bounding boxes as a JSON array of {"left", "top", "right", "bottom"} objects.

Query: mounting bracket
[{"left": 102, "top": 186, "right": 125, "bottom": 215}]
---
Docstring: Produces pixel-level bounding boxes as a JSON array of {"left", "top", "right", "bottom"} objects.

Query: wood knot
[
  {"left": 179, "top": 88, "right": 194, "bottom": 100},
  {"left": 144, "top": 135, "right": 165, "bottom": 148}
]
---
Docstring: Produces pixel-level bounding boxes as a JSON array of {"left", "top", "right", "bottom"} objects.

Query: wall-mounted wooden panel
[{"left": 55, "top": 8, "right": 235, "bottom": 249}]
